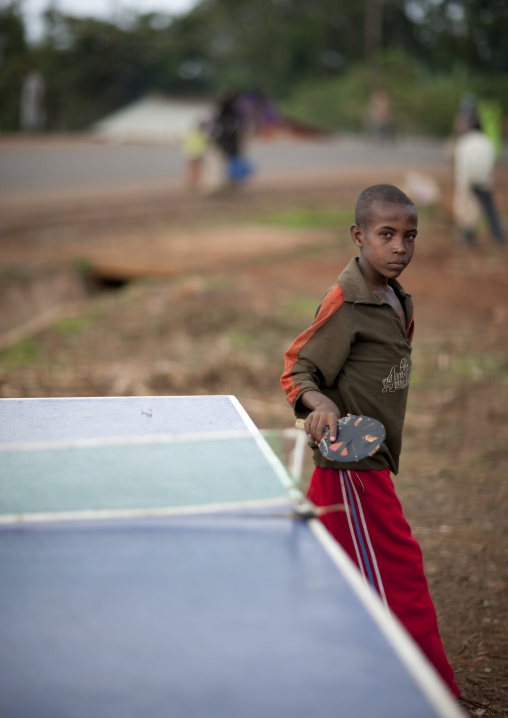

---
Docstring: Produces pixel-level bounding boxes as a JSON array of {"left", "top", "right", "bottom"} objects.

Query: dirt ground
[{"left": 1, "top": 163, "right": 508, "bottom": 716}]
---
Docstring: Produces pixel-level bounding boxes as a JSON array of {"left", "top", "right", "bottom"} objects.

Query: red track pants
[{"left": 307, "top": 466, "right": 460, "bottom": 698}]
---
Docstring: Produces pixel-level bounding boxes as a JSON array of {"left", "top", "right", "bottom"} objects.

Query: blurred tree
[
  {"left": 0, "top": 2, "right": 29, "bottom": 130},
  {"left": 183, "top": 0, "right": 365, "bottom": 95},
  {"left": 1, "top": 0, "right": 507, "bottom": 133},
  {"left": 400, "top": 0, "right": 508, "bottom": 73},
  {"left": 34, "top": 5, "right": 218, "bottom": 129}
]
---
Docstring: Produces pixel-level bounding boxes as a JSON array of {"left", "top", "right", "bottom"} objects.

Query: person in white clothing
[
  {"left": 454, "top": 120, "right": 505, "bottom": 246},
  {"left": 20, "top": 69, "right": 46, "bottom": 132}
]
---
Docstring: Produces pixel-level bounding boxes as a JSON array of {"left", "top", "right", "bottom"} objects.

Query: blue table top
[{"left": 0, "top": 396, "right": 461, "bottom": 718}]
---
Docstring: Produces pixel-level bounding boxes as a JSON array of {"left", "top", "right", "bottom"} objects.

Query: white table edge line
[{"left": 309, "top": 520, "right": 463, "bottom": 718}]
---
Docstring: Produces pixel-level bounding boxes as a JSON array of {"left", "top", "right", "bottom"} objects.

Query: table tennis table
[{"left": 0, "top": 395, "right": 462, "bottom": 718}]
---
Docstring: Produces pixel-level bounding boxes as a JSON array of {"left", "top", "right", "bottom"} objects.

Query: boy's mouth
[{"left": 388, "top": 260, "right": 406, "bottom": 269}]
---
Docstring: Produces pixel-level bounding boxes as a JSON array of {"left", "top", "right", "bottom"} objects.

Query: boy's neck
[{"left": 357, "top": 256, "right": 391, "bottom": 293}]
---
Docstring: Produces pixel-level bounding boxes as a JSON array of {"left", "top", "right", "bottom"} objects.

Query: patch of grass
[
  {"left": 256, "top": 207, "right": 353, "bottom": 229},
  {"left": 283, "top": 296, "right": 319, "bottom": 318},
  {"left": 261, "top": 430, "right": 284, "bottom": 457},
  {"left": 0, "top": 339, "right": 40, "bottom": 366},
  {"left": 51, "top": 316, "right": 94, "bottom": 337},
  {"left": 408, "top": 370, "right": 424, "bottom": 389},
  {"left": 452, "top": 355, "right": 508, "bottom": 379},
  {"left": 411, "top": 339, "right": 508, "bottom": 389},
  {"left": 230, "top": 332, "right": 257, "bottom": 349},
  {"left": 202, "top": 276, "right": 235, "bottom": 291},
  {"left": 0, "top": 266, "right": 30, "bottom": 281},
  {"left": 72, "top": 257, "right": 94, "bottom": 279}
]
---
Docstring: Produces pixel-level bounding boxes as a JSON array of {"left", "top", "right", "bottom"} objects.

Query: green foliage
[
  {"left": 2, "top": 0, "right": 508, "bottom": 132},
  {"left": 0, "top": 3, "right": 28, "bottom": 130},
  {"left": 281, "top": 65, "right": 367, "bottom": 132},
  {"left": 36, "top": 10, "right": 204, "bottom": 129},
  {"left": 283, "top": 50, "right": 508, "bottom": 136},
  {"left": 192, "top": 0, "right": 363, "bottom": 97},
  {"left": 392, "top": 72, "right": 465, "bottom": 136}
]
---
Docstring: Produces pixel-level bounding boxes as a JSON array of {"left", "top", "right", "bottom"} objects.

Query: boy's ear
[{"left": 350, "top": 224, "right": 364, "bottom": 248}]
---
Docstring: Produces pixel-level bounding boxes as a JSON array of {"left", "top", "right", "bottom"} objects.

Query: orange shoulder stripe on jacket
[{"left": 281, "top": 285, "right": 345, "bottom": 405}]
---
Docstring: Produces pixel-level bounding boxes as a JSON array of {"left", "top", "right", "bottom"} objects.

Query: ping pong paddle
[{"left": 295, "top": 414, "right": 386, "bottom": 463}]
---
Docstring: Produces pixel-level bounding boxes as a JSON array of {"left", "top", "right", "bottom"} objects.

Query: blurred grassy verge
[
  {"left": 52, "top": 316, "right": 94, "bottom": 337},
  {"left": 281, "top": 296, "right": 320, "bottom": 319},
  {"left": 404, "top": 332, "right": 508, "bottom": 481},
  {"left": 255, "top": 207, "right": 353, "bottom": 229},
  {"left": 410, "top": 335, "right": 508, "bottom": 389},
  {"left": 0, "top": 338, "right": 41, "bottom": 367}
]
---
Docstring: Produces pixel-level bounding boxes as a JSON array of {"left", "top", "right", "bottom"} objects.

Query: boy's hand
[
  {"left": 300, "top": 392, "right": 340, "bottom": 444},
  {"left": 304, "top": 409, "right": 340, "bottom": 444}
]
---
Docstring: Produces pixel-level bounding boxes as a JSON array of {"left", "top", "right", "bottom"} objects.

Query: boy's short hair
[{"left": 355, "top": 184, "right": 416, "bottom": 228}]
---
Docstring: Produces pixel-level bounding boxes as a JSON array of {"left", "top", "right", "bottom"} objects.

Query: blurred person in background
[
  {"left": 213, "top": 89, "right": 242, "bottom": 160},
  {"left": 365, "top": 89, "right": 394, "bottom": 143},
  {"left": 454, "top": 118, "right": 505, "bottom": 247},
  {"left": 212, "top": 89, "right": 253, "bottom": 188},
  {"left": 478, "top": 93, "right": 504, "bottom": 162},
  {"left": 20, "top": 67, "right": 46, "bottom": 132},
  {"left": 182, "top": 120, "right": 210, "bottom": 192},
  {"left": 455, "top": 92, "right": 478, "bottom": 134}
]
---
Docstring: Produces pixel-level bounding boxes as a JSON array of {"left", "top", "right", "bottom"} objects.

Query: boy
[{"left": 281, "top": 184, "right": 460, "bottom": 699}]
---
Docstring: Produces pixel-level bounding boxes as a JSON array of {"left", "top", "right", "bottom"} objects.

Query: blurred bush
[{"left": 282, "top": 50, "right": 508, "bottom": 137}]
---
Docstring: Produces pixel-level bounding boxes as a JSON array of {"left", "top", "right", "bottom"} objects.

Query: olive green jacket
[{"left": 281, "top": 257, "right": 414, "bottom": 474}]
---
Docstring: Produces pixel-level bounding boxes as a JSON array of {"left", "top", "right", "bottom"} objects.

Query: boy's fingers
[
  {"left": 310, "top": 415, "right": 325, "bottom": 442},
  {"left": 317, "top": 416, "right": 332, "bottom": 443},
  {"left": 295, "top": 413, "right": 339, "bottom": 442},
  {"left": 327, "top": 417, "right": 337, "bottom": 442},
  {"left": 307, "top": 416, "right": 318, "bottom": 440}
]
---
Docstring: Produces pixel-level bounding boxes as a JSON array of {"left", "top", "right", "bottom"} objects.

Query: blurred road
[{"left": 0, "top": 135, "right": 452, "bottom": 202}]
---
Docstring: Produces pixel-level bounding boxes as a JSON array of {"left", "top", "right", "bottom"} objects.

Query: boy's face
[{"left": 350, "top": 201, "right": 418, "bottom": 284}]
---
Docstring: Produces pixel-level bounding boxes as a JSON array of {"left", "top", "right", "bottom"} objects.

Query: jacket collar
[{"left": 338, "top": 257, "right": 411, "bottom": 305}]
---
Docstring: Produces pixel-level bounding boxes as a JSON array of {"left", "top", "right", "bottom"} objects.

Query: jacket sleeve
[{"left": 280, "top": 285, "right": 352, "bottom": 416}]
